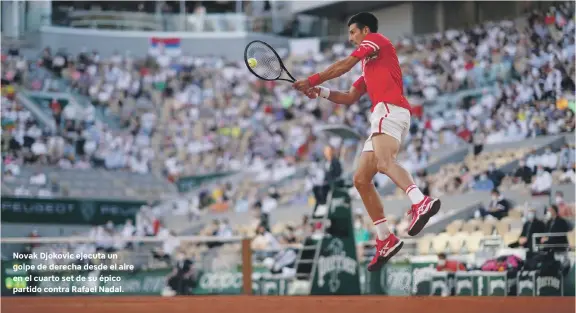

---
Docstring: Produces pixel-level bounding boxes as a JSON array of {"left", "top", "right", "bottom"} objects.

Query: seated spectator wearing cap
[
  {"left": 539, "top": 204, "right": 571, "bottom": 252},
  {"left": 477, "top": 189, "right": 511, "bottom": 220},
  {"left": 436, "top": 253, "right": 466, "bottom": 272},
  {"left": 508, "top": 207, "right": 546, "bottom": 252}
]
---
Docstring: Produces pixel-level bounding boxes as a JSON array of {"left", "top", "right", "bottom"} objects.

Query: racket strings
[{"left": 246, "top": 42, "right": 283, "bottom": 80}]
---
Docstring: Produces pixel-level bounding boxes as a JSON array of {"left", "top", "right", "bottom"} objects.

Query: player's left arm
[
  {"left": 294, "top": 33, "right": 384, "bottom": 91},
  {"left": 313, "top": 56, "right": 361, "bottom": 85},
  {"left": 292, "top": 57, "right": 360, "bottom": 91}
]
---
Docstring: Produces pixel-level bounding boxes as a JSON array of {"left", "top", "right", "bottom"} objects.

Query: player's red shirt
[{"left": 351, "top": 33, "right": 411, "bottom": 113}]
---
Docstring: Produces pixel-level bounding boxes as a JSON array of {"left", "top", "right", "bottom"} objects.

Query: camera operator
[{"left": 165, "top": 250, "right": 196, "bottom": 295}]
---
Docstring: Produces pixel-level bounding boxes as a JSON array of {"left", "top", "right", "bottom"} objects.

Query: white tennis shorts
[{"left": 362, "top": 102, "right": 411, "bottom": 152}]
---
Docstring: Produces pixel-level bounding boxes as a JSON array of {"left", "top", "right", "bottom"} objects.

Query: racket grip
[{"left": 308, "top": 73, "right": 321, "bottom": 87}]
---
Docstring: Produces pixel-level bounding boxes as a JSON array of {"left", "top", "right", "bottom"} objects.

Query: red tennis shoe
[
  {"left": 367, "top": 233, "right": 403, "bottom": 272},
  {"left": 407, "top": 196, "right": 441, "bottom": 236}
]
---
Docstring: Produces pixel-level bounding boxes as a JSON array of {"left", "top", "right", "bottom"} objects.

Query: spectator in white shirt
[
  {"left": 540, "top": 147, "right": 559, "bottom": 171},
  {"left": 121, "top": 219, "right": 136, "bottom": 249},
  {"left": 31, "top": 139, "right": 48, "bottom": 157},
  {"left": 29, "top": 171, "right": 47, "bottom": 185},
  {"left": 94, "top": 224, "right": 116, "bottom": 253},
  {"left": 531, "top": 165, "right": 553, "bottom": 196},
  {"left": 559, "top": 165, "right": 576, "bottom": 184},
  {"left": 152, "top": 229, "right": 181, "bottom": 264},
  {"left": 14, "top": 185, "right": 32, "bottom": 196}
]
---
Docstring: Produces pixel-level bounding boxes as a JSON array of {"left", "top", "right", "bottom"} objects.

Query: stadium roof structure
[{"left": 297, "top": 1, "right": 404, "bottom": 19}]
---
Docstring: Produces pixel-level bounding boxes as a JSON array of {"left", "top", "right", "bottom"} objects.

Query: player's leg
[
  {"left": 355, "top": 141, "right": 403, "bottom": 272},
  {"left": 371, "top": 132, "right": 419, "bottom": 193},
  {"left": 353, "top": 151, "right": 388, "bottom": 236},
  {"left": 371, "top": 103, "right": 441, "bottom": 236}
]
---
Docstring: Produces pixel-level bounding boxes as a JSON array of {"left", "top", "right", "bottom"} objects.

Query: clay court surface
[{"left": 3, "top": 296, "right": 574, "bottom": 313}]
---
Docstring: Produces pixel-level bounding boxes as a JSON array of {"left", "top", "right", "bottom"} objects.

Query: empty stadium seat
[
  {"left": 462, "top": 220, "right": 481, "bottom": 233},
  {"left": 447, "top": 232, "right": 467, "bottom": 254},
  {"left": 446, "top": 219, "right": 464, "bottom": 235},
  {"left": 508, "top": 209, "right": 523, "bottom": 219},
  {"left": 417, "top": 234, "right": 434, "bottom": 255},
  {"left": 480, "top": 219, "right": 496, "bottom": 236},
  {"left": 496, "top": 218, "right": 512, "bottom": 236},
  {"left": 509, "top": 217, "right": 524, "bottom": 230},
  {"left": 271, "top": 223, "right": 286, "bottom": 234},
  {"left": 504, "top": 229, "right": 521, "bottom": 246},
  {"left": 432, "top": 232, "right": 450, "bottom": 253},
  {"left": 464, "top": 231, "right": 484, "bottom": 253}
]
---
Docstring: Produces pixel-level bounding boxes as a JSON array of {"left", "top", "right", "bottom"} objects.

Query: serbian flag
[{"left": 149, "top": 37, "right": 181, "bottom": 57}]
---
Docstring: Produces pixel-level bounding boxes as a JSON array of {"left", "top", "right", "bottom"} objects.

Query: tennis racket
[{"left": 244, "top": 40, "right": 297, "bottom": 83}]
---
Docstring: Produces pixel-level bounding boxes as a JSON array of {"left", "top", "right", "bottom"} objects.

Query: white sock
[
  {"left": 373, "top": 218, "right": 391, "bottom": 240},
  {"left": 405, "top": 184, "right": 425, "bottom": 204}
]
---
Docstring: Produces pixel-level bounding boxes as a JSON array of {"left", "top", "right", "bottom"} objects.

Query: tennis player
[{"left": 293, "top": 12, "right": 441, "bottom": 272}]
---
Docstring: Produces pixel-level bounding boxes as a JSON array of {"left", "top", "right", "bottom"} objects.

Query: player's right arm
[
  {"left": 323, "top": 87, "right": 363, "bottom": 105},
  {"left": 305, "top": 76, "right": 366, "bottom": 105}
]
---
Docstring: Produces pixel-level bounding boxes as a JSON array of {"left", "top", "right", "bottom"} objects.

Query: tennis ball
[{"left": 248, "top": 58, "right": 257, "bottom": 68}]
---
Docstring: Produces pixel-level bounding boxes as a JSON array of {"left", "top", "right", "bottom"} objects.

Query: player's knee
[
  {"left": 353, "top": 172, "right": 371, "bottom": 189},
  {"left": 376, "top": 157, "right": 393, "bottom": 175}
]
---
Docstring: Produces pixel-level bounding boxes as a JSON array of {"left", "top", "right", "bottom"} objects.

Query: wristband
[
  {"left": 317, "top": 86, "right": 330, "bottom": 99},
  {"left": 307, "top": 73, "right": 321, "bottom": 87}
]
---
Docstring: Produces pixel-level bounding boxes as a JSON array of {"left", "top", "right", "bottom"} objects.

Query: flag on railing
[{"left": 149, "top": 37, "right": 181, "bottom": 57}]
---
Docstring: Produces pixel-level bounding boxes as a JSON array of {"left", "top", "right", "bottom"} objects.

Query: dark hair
[
  {"left": 348, "top": 12, "right": 378, "bottom": 33},
  {"left": 491, "top": 189, "right": 500, "bottom": 195},
  {"left": 438, "top": 253, "right": 447, "bottom": 259},
  {"left": 550, "top": 204, "right": 559, "bottom": 215}
]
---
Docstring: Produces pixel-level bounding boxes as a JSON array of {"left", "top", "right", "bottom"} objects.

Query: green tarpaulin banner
[
  {"left": 176, "top": 172, "right": 238, "bottom": 193},
  {"left": 1, "top": 196, "right": 145, "bottom": 225},
  {"left": 1, "top": 263, "right": 290, "bottom": 296},
  {"left": 2, "top": 261, "right": 571, "bottom": 297}
]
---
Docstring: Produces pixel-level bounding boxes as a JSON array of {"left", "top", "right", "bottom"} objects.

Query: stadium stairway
[
  {"left": 22, "top": 66, "right": 122, "bottom": 130},
  {"left": 36, "top": 67, "right": 122, "bottom": 129},
  {"left": 15, "top": 91, "right": 57, "bottom": 132}
]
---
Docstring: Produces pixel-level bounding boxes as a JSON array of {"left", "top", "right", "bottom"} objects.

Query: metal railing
[{"left": 532, "top": 232, "right": 574, "bottom": 252}]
